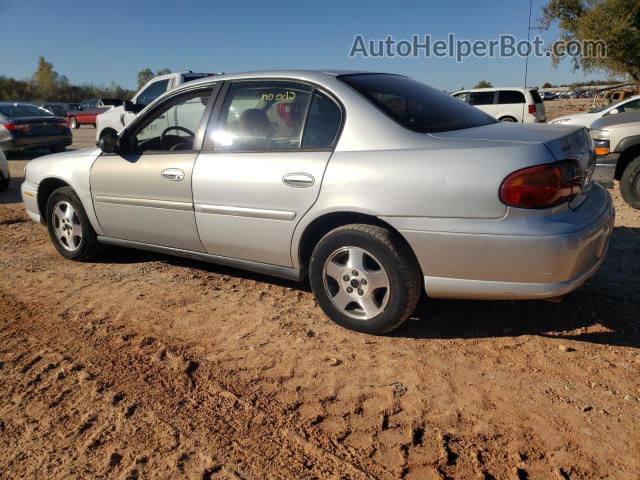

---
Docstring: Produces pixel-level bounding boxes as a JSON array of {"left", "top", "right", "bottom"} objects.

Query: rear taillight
[
  {"left": 528, "top": 104, "right": 537, "bottom": 115},
  {"left": 500, "top": 160, "right": 583, "bottom": 209},
  {"left": 2, "top": 122, "right": 30, "bottom": 132}
]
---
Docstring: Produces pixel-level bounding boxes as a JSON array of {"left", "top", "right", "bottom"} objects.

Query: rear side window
[
  {"left": 302, "top": 92, "right": 341, "bottom": 149},
  {"left": 498, "top": 91, "right": 525, "bottom": 104},
  {"left": 469, "top": 92, "right": 496, "bottom": 106},
  {"left": 529, "top": 90, "right": 543, "bottom": 104},
  {"left": 340, "top": 74, "right": 496, "bottom": 133},
  {"left": 211, "top": 81, "right": 312, "bottom": 151}
]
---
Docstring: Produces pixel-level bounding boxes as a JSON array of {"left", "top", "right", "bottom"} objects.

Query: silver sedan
[{"left": 21, "top": 70, "right": 614, "bottom": 334}]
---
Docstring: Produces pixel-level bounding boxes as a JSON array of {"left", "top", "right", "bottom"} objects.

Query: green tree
[
  {"left": 32, "top": 56, "right": 58, "bottom": 100},
  {"left": 539, "top": 0, "right": 640, "bottom": 81},
  {"left": 474, "top": 80, "right": 493, "bottom": 88},
  {"left": 137, "top": 68, "right": 155, "bottom": 89},
  {"left": 137, "top": 68, "right": 172, "bottom": 89}
]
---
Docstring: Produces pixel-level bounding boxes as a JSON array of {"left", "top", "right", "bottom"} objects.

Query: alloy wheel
[
  {"left": 51, "top": 201, "right": 82, "bottom": 251},
  {"left": 322, "top": 246, "right": 390, "bottom": 320}
]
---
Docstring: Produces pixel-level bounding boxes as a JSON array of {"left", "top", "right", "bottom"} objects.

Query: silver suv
[{"left": 22, "top": 71, "right": 614, "bottom": 334}]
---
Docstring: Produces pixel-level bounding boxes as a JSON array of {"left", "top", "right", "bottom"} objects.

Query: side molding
[{"left": 97, "top": 236, "right": 303, "bottom": 281}]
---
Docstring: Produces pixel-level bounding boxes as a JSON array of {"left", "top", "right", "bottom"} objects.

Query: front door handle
[
  {"left": 161, "top": 168, "right": 185, "bottom": 181},
  {"left": 283, "top": 173, "right": 315, "bottom": 188}
]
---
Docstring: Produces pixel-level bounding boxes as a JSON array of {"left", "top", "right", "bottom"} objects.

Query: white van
[{"left": 451, "top": 88, "right": 546, "bottom": 123}]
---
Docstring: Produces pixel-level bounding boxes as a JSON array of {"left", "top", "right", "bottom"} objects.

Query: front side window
[
  {"left": 453, "top": 92, "right": 469, "bottom": 102},
  {"left": 498, "top": 91, "right": 525, "bottom": 104},
  {"left": 340, "top": 74, "right": 496, "bottom": 133},
  {"left": 211, "top": 81, "right": 312, "bottom": 151},
  {"left": 136, "top": 79, "right": 171, "bottom": 107},
  {"left": 301, "top": 92, "right": 341, "bottom": 149},
  {"left": 469, "top": 92, "right": 496, "bottom": 106},
  {"left": 128, "top": 89, "right": 211, "bottom": 153}
]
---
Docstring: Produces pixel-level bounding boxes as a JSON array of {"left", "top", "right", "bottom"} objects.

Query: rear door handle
[
  {"left": 283, "top": 173, "right": 314, "bottom": 188},
  {"left": 161, "top": 168, "right": 185, "bottom": 181}
]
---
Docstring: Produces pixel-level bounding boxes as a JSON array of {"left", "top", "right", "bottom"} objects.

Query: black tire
[
  {"left": 620, "top": 156, "right": 640, "bottom": 209},
  {"left": 99, "top": 128, "right": 117, "bottom": 140},
  {"left": 0, "top": 173, "right": 9, "bottom": 192},
  {"left": 49, "top": 145, "right": 65, "bottom": 153},
  {"left": 46, "top": 186, "right": 104, "bottom": 261},
  {"left": 309, "top": 224, "right": 421, "bottom": 335},
  {"left": 68, "top": 116, "right": 79, "bottom": 129},
  {"left": 499, "top": 116, "right": 517, "bottom": 122}
]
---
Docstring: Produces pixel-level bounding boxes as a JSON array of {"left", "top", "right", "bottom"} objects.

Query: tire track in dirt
[{"left": 0, "top": 291, "right": 392, "bottom": 479}]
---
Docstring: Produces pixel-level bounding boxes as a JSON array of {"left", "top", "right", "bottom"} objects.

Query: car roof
[
  {"left": 454, "top": 87, "right": 530, "bottom": 93},
  {"left": 180, "top": 69, "right": 391, "bottom": 88}
]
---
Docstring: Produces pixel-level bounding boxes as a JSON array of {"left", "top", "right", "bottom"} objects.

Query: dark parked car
[
  {"left": 0, "top": 102, "right": 72, "bottom": 154},
  {"left": 67, "top": 98, "right": 123, "bottom": 129}
]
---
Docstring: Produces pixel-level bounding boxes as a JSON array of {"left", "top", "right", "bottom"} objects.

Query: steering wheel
[{"left": 160, "top": 125, "right": 196, "bottom": 150}]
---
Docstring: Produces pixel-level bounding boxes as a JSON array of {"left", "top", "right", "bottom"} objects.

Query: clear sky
[{"left": 0, "top": 0, "right": 611, "bottom": 91}]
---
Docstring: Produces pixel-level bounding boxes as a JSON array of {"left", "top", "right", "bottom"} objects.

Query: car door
[
  {"left": 77, "top": 100, "right": 95, "bottom": 124},
  {"left": 496, "top": 90, "right": 526, "bottom": 122},
  {"left": 91, "top": 84, "right": 217, "bottom": 251},
  {"left": 192, "top": 80, "right": 342, "bottom": 267}
]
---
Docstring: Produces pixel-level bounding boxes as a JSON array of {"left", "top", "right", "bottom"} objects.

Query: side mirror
[
  {"left": 123, "top": 100, "right": 144, "bottom": 114},
  {"left": 609, "top": 108, "right": 620, "bottom": 115},
  {"left": 98, "top": 133, "right": 119, "bottom": 154}
]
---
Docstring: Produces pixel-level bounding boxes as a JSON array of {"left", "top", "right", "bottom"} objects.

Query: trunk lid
[{"left": 430, "top": 122, "right": 595, "bottom": 209}]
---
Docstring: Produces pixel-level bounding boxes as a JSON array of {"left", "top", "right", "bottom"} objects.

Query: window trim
[
  {"left": 118, "top": 83, "right": 220, "bottom": 156},
  {"left": 201, "top": 78, "right": 345, "bottom": 154}
]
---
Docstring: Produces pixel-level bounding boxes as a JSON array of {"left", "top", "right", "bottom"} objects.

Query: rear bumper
[
  {"left": 593, "top": 153, "right": 620, "bottom": 182},
  {"left": 1, "top": 134, "right": 72, "bottom": 151},
  {"left": 397, "top": 184, "right": 614, "bottom": 300}
]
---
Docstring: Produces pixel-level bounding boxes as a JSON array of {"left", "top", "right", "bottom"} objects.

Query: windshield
[
  {"left": 590, "top": 97, "right": 629, "bottom": 113},
  {"left": 339, "top": 74, "right": 497, "bottom": 133},
  {"left": 0, "top": 104, "right": 53, "bottom": 118}
]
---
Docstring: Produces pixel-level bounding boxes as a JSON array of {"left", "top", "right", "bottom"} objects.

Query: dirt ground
[{"left": 1, "top": 115, "right": 639, "bottom": 480}]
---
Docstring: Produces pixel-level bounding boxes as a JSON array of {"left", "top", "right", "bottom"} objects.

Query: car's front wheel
[
  {"left": 46, "top": 187, "right": 104, "bottom": 261},
  {"left": 309, "top": 224, "right": 421, "bottom": 334},
  {"left": 620, "top": 156, "right": 640, "bottom": 209}
]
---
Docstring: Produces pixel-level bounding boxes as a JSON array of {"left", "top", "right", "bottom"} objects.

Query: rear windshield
[
  {"left": 340, "top": 74, "right": 496, "bottom": 133},
  {"left": 0, "top": 104, "right": 52, "bottom": 118},
  {"left": 529, "top": 89, "right": 543, "bottom": 103}
]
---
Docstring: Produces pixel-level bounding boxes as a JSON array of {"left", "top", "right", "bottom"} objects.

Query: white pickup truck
[{"left": 96, "top": 71, "right": 217, "bottom": 141}]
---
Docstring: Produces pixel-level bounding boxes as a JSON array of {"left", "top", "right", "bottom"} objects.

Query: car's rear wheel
[
  {"left": 620, "top": 156, "right": 640, "bottom": 209},
  {"left": 500, "top": 116, "right": 517, "bottom": 122},
  {"left": 68, "top": 116, "right": 78, "bottom": 129},
  {"left": 309, "top": 224, "right": 421, "bottom": 334},
  {"left": 46, "top": 187, "right": 104, "bottom": 261}
]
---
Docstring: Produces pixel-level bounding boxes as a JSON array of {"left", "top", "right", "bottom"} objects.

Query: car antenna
[{"left": 523, "top": 0, "right": 533, "bottom": 119}]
